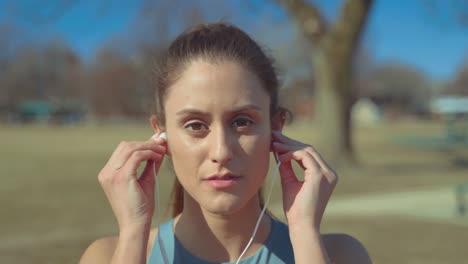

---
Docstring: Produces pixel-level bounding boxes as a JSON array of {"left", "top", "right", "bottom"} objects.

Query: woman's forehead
[{"left": 165, "top": 60, "right": 270, "bottom": 113}]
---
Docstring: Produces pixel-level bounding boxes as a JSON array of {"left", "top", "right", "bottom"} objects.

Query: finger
[
  {"left": 301, "top": 146, "right": 338, "bottom": 181},
  {"left": 122, "top": 150, "right": 163, "bottom": 179},
  {"left": 138, "top": 155, "right": 164, "bottom": 183},
  {"left": 275, "top": 141, "right": 335, "bottom": 178},
  {"left": 276, "top": 150, "right": 307, "bottom": 187},
  {"left": 279, "top": 149, "right": 322, "bottom": 176},
  {"left": 139, "top": 141, "right": 166, "bottom": 182},
  {"left": 107, "top": 140, "right": 166, "bottom": 170},
  {"left": 108, "top": 141, "right": 163, "bottom": 167},
  {"left": 272, "top": 141, "right": 302, "bottom": 154},
  {"left": 272, "top": 131, "right": 303, "bottom": 146},
  {"left": 278, "top": 160, "right": 298, "bottom": 186},
  {"left": 138, "top": 160, "right": 157, "bottom": 196}
]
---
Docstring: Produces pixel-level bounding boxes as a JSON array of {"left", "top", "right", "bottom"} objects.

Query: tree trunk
[
  {"left": 313, "top": 50, "right": 354, "bottom": 165},
  {"left": 279, "top": 0, "right": 372, "bottom": 166}
]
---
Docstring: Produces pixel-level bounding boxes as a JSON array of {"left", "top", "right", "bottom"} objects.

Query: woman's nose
[{"left": 209, "top": 127, "right": 233, "bottom": 165}]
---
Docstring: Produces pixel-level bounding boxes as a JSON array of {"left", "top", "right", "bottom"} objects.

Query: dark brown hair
[{"left": 152, "top": 22, "right": 289, "bottom": 217}]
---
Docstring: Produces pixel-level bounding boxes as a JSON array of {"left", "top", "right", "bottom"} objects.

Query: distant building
[
  {"left": 430, "top": 96, "right": 468, "bottom": 142},
  {"left": 352, "top": 98, "right": 382, "bottom": 127},
  {"left": 10, "top": 99, "right": 86, "bottom": 125},
  {"left": 430, "top": 96, "right": 468, "bottom": 116},
  {"left": 14, "top": 101, "right": 52, "bottom": 123}
]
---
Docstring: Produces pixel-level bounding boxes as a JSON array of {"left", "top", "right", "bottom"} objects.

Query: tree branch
[
  {"left": 325, "top": 0, "right": 373, "bottom": 65},
  {"left": 279, "top": 0, "right": 327, "bottom": 43}
]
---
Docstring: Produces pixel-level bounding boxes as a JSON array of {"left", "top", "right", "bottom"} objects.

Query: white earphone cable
[
  {"left": 153, "top": 162, "right": 169, "bottom": 264},
  {"left": 235, "top": 153, "right": 281, "bottom": 264}
]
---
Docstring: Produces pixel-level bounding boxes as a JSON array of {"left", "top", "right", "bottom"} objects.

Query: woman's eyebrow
[
  {"left": 175, "top": 104, "right": 261, "bottom": 116},
  {"left": 231, "top": 104, "right": 261, "bottom": 113},
  {"left": 175, "top": 108, "right": 208, "bottom": 116}
]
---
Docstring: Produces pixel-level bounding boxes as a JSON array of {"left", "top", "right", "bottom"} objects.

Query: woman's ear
[
  {"left": 149, "top": 115, "right": 171, "bottom": 156},
  {"left": 149, "top": 115, "right": 162, "bottom": 134},
  {"left": 270, "top": 111, "right": 285, "bottom": 154},
  {"left": 271, "top": 111, "right": 285, "bottom": 132}
]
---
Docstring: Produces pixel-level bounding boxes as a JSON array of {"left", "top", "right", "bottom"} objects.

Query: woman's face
[{"left": 163, "top": 60, "right": 272, "bottom": 215}]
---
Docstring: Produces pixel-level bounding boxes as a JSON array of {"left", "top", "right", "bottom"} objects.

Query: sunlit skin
[{"left": 156, "top": 60, "right": 278, "bottom": 260}]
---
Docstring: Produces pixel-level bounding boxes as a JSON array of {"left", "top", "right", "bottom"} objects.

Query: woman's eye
[
  {"left": 233, "top": 118, "right": 253, "bottom": 128},
  {"left": 185, "top": 122, "right": 208, "bottom": 131}
]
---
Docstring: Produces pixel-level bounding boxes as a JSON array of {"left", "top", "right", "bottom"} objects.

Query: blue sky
[
  {"left": 366, "top": 1, "right": 468, "bottom": 80},
  {"left": 1, "top": 0, "right": 467, "bottom": 80}
]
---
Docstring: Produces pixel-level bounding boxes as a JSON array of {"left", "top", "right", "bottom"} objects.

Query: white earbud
[
  {"left": 151, "top": 132, "right": 167, "bottom": 141},
  {"left": 159, "top": 132, "right": 167, "bottom": 141}
]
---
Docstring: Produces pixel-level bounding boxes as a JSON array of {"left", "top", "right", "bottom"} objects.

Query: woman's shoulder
[
  {"left": 79, "top": 235, "right": 118, "bottom": 263},
  {"left": 322, "top": 233, "right": 372, "bottom": 264},
  {"left": 79, "top": 228, "right": 159, "bottom": 264}
]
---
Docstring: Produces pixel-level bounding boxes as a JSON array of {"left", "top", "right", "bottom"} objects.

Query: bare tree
[
  {"left": 2, "top": 48, "right": 42, "bottom": 107},
  {"left": 447, "top": 58, "right": 468, "bottom": 96},
  {"left": 0, "top": 23, "right": 20, "bottom": 108},
  {"left": 363, "top": 62, "right": 431, "bottom": 115},
  {"left": 278, "top": 0, "right": 373, "bottom": 165},
  {"left": 1, "top": 39, "right": 82, "bottom": 106},
  {"left": 88, "top": 48, "right": 145, "bottom": 119}
]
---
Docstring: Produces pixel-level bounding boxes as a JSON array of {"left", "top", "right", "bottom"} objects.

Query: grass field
[{"left": 1, "top": 119, "right": 467, "bottom": 264}]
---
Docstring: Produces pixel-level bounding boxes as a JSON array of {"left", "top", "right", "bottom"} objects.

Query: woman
[{"left": 80, "top": 23, "right": 371, "bottom": 264}]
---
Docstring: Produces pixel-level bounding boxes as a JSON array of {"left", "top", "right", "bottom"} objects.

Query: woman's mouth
[{"left": 204, "top": 174, "right": 241, "bottom": 189}]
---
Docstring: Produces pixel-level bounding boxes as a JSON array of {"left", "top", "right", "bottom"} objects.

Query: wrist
[
  {"left": 289, "top": 220, "right": 322, "bottom": 245},
  {"left": 288, "top": 219, "right": 320, "bottom": 234},
  {"left": 288, "top": 222, "right": 330, "bottom": 264},
  {"left": 113, "top": 226, "right": 150, "bottom": 264},
  {"left": 119, "top": 224, "right": 151, "bottom": 240}
]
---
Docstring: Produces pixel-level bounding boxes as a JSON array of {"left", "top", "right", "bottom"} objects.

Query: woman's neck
[{"left": 173, "top": 194, "right": 272, "bottom": 262}]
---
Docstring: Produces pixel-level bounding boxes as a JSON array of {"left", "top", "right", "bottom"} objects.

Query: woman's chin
[{"left": 202, "top": 195, "right": 247, "bottom": 216}]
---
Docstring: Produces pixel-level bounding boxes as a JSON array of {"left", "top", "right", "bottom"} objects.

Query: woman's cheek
[
  {"left": 169, "top": 134, "right": 203, "bottom": 181},
  {"left": 243, "top": 136, "right": 270, "bottom": 172}
]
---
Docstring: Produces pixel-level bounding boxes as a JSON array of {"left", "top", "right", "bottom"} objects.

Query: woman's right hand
[{"left": 98, "top": 135, "right": 167, "bottom": 233}]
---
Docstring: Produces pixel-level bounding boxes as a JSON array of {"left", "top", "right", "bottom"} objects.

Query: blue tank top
[{"left": 148, "top": 217, "right": 295, "bottom": 264}]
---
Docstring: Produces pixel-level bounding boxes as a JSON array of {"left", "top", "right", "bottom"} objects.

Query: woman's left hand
[{"left": 271, "top": 131, "right": 338, "bottom": 231}]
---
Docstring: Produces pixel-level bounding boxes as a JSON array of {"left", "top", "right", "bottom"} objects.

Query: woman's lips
[{"left": 204, "top": 174, "right": 241, "bottom": 189}]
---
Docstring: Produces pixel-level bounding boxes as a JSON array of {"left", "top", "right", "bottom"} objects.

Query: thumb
[
  {"left": 279, "top": 160, "right": 298, "bottom": 187},
  {"left": 138, "top": 160, "right": 157, "bottom": 195}
]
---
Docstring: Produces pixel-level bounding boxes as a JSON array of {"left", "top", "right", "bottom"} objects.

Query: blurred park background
[{"left": 1, "top": 0, "right": 468, "bottom": 263}]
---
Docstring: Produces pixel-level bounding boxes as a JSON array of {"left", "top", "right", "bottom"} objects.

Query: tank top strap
[{"left": 147, "top": 219, "right": 175, "bottom": 264}]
